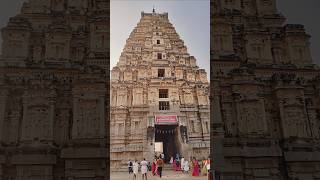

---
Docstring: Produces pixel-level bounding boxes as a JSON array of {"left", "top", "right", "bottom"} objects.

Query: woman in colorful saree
[{"left": 192, "top": 157, "right": 200, "bottom": 176}]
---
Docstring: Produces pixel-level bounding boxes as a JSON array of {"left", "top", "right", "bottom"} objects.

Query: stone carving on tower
[
  {"left": 0, "top": 0, "right": 109, "bottom": 179},
  {"left": 212, "top": 0, "right": 320, "bottom": 179},
  {"left": 111, "top": 9, "right": 210, "bottom": 170}
]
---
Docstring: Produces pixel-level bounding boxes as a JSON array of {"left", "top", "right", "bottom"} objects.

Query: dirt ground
[{"left": 110, "top": 170, "right": 208, "bottom": 180}]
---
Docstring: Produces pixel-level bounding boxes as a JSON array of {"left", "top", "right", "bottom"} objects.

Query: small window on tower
[
  {"left": 159, "top": 89, "right": 168, "bottom": 98},
  {"left": 157, "top": 40, "right": 160, "bottom": 44},
  {"left": 225, "top": 0, "right": 233, "bottom": 5},
  {"left": 262, "top": 0, "right": 272, "bottom": 6},
  {"left": 135, "top": 121, "right": 139, "bottom": 130},
  {"left": 159, "top": 101, "right": 170, "bottom": 110},
  {"left": 157, "top": 53, "right": 162, "bottom": 59},
  {"left": 158, "top": 69, "right": 165, "bottom": 77}
]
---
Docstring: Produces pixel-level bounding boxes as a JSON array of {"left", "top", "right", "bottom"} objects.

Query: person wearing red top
[
  {"left": 192, "top": 157, "right": 200, "bottom": 176},
  {"left": 172, "top": 159, "right": 177, "bottom": 170},
  {"left": 151, "top": 158, "right": 157, "bottom": 176}
]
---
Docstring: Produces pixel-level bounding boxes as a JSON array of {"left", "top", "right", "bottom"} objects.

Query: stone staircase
[
  {"left": 164, "top": 163, "right": 172, "bottom": 170},
  {"left": 113, "top": 165, "right": 172, "bottom": 173},
  {"left": 163, "top": 163, "right": 183, "bottom": 171}
]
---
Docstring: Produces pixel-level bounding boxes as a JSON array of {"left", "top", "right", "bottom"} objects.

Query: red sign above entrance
[{"left": 155, "top": 115, "right": 178, "bottom": 125}]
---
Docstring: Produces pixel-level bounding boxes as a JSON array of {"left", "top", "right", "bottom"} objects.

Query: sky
[
  {"left": 110, "top": 0, "right": 210, "bottom": 78},
  {"left": 277, "top": 0, "right": 320, "bottom": 65},
  {"left": 0, "top": 1, "right": 23, "bottom": 54},
  {"left": 0, "top": 0, "right": 319, "bottom": 69}
]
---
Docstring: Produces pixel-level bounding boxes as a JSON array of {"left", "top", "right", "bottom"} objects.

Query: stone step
[
  {"left": 163, "top": 164, "right": 184, "bottom": 171},
  {"left": 113, "top": 163, "right": 186, "bottom": 172}
]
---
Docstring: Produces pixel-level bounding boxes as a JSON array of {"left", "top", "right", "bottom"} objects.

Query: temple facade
[
  {"left": 0, "top": 0, "right": 109, "bottom": 179},
  {"left": 110, "top": 10, "right": 210, "bottom": 170},
  {"left": 212, "top": 0, "right": 320, "bottom": 179}
]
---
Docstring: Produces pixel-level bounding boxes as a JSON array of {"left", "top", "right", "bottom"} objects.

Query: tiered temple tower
[
  {"left": 0, "top": 0, "right": 109, "bottom": 179},
  {"left": 212, "top": 0, "right": 320, "bottom": 179},
  {"left": 111, "top": 10, "right": 210, "bottom": 170}
]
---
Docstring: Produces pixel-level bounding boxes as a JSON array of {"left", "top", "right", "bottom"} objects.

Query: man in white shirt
[
  {"left": 180, "top": 157, "right": 185, "bottom": 171},
  {"left": 140, "top": 158, "right": 148, "bottom": 180},
  {"left": 132, "top": 160, "right": 139, "bottom": 180}
]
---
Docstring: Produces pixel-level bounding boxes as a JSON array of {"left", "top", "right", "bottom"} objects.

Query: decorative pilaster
[
  {"left": 99, "top": 94, "right": 106, "bottom": 139},
  {"left": 0, "top": 89, "right": 8, "bottom": 143},
  {"left": 20, "top": 93, "right": 29, "bottom": 142},
  {"left": 211, "top": 80, "right": 226, "bottom": 175},
  {"left": 211, "top": 80, "right": 224, "bottom": 135},
  {"left": 48, "top": 97, "right": 55, "bottom": 143},
  {"left": 71, "top": 94, "right": 79, "bottom": 139},
  {"left": 0, "top": 162, "right": 3, "bottom": 180}
]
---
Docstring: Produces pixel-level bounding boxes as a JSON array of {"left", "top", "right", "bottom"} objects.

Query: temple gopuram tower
[
  {"left": 111, "top": 9, "right": 210, "bottom": 170},
  {"left": 212, "top": 0, "right": 320, "bottom": 179}
]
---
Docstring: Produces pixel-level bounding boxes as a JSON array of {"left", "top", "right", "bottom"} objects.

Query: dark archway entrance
[{"left": 155, "top": 125, "right": 180, "bottom": 163}]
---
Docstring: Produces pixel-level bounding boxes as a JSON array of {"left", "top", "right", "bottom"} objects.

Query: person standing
[
  {"left": 175, "top": 153, "right": 180, "bottom": 163},
  {"left": 140, "top": 158, "right": 148, "bottom": 180},
  {"left": 206, "top": 157, "right": 211, "bottom": 179},
  {"left": 175, "top": 153, "right": 180, "bottom": 171},
  {"left": 175, "top": 159, "right": 180, "bottom": 171},
  {"left": 148, "top": 161, "right": 152, "bottom": 171},
  {"left": 156, "top": 157, "right": 164, "bottom": 178},
  {"left": 192, "top": 157, "right": 200, "bottom": 176},
  {"left": 128, "top": 159, "right": 133, "bottom": 174},
  {"left": 132, "top": 160, "right": 139, "bottom": 180},
  {"left": 152, "top": 158, "right": 157, "bottom": 176},
  {"left": 180, "top": 157, "right": 185, "bottom": 171},
  {"left": 169, "top": 156, "right": 173, "bottom": 164},
  {"left": 184, "top": 160, "right": 190, "bottom": 174},
  {"left": 201, "top": 158, "right": 208, "bottom": 176},
  {"left": 172, "top": 159, "right": 177, "bottom": 170}
]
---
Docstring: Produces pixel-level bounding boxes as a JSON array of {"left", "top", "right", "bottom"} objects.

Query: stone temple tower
[
  {"left": 111, "top": 10, "right": 210, "bottom": 170},
  {"left": 212, "top": 0, "right": 320, "bottom": 179},
  {"left": 0, "top": 0, "right": 109, "bottom": 179}
]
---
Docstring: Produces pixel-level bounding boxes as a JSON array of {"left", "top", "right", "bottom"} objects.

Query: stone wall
[
  {"left": 0, "top": 0, "right": 109, "bottom": 179},
  {"left": 211, "top": 0, "right": 320, "bottom": 179},
  {"left": 110, "top": 10, "right": 210, "bottom": 170}
]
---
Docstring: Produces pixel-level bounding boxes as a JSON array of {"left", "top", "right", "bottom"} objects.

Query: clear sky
[
  {"left": 111, "top": 0, "right": 210, "bottom": 79},
  {"left": 277, "top": 0, "right": 320, "bottom": 65}
]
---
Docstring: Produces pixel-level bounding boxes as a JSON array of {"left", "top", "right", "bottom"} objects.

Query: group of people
[
  {"left": 127, "top": 154, "right": 211, "bottom": 179},
  {"left": 169, "top": 154, "right": 211, "bottom": 177},
  {"left": 127, "top": 155, "right": 165, "bottom": 180},
  {"left": 151, "top": 155, "right": 165, "bottom": 178},
  {"left": 170, "top": 155, "right": 189, "bottom": 173},
  {"left": 127, "top": 158, "right": 149, "bottom": 180}
]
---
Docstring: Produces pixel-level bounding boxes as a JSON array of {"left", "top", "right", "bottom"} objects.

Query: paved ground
[{"left": 110, "top": 171, "right": 208, "bottom": 180}]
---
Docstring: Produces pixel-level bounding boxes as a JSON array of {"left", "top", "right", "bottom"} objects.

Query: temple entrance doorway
[{"left": 155, "top": 125, "right": 181, "bottom": 163}]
